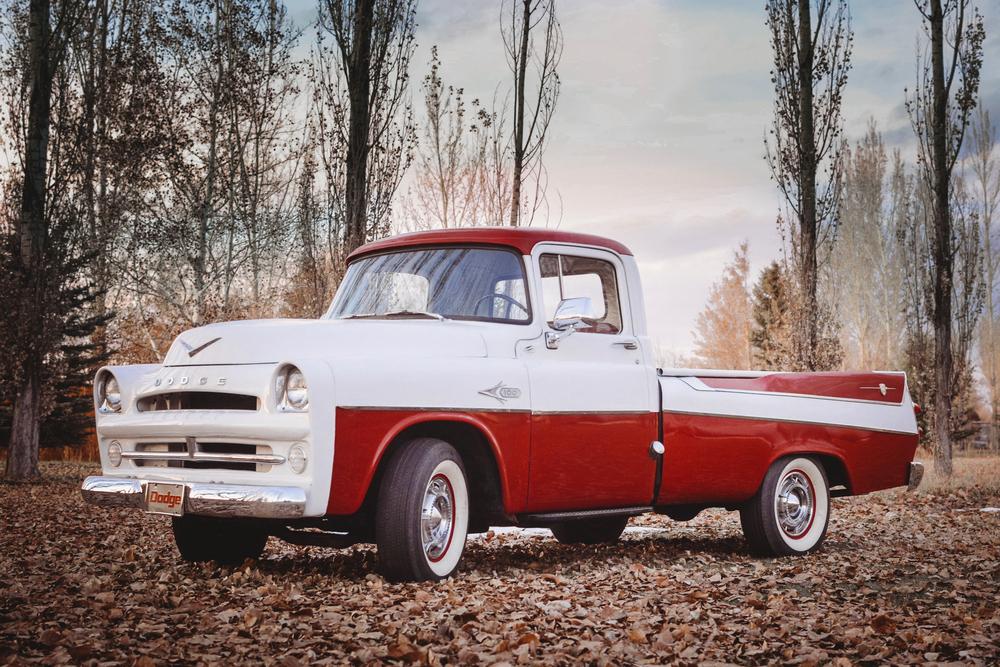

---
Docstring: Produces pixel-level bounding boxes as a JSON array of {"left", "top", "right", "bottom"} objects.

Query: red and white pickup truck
[{"left": 82, "top": 228, "right": 922, "bottom": 581}]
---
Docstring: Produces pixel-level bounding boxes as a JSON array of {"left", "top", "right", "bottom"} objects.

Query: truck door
[{"left": 517, "top": 245, "right": 657, "bottom": 512}]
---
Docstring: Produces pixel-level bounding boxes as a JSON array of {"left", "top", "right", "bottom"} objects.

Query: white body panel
[{"left": 517, "top": 244, "right": 654, "bottom": 415}]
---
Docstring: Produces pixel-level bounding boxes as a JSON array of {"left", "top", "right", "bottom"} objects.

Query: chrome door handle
[{"left": 612, "top": 340, "right": 638, "bottom": 350}]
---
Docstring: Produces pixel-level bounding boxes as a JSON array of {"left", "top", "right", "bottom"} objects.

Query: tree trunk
[
  {"left": 508, "top": 0, "right": 531, "bottom": 228},
  {"left": 929, "top": 0, "right": 953, "bottom": 475},
  {"left": 344, "top": 0, "right": 374, "bottom": 253},
  {"left": 796, "top": 0, "right": 818, "bottom": 371},
  {"left": 6, "top": 0, "right": 52, "bottom": 481}
]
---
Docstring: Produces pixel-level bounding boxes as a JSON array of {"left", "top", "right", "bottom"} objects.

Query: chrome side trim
[
  {"left": 338, "top": 405, "right": 531, "bottom": 414},
  {"left": 81, "top": 476, "right": 306, "bottom": 518},
  {"left": 121, "top": 451, "right": 286, "bottom": 465},
  {"left": 337, "top": 406, "right": 654, "bottom": 416},
  {"left": 907, "top": 461, "right": 924, "bottom": 491}
]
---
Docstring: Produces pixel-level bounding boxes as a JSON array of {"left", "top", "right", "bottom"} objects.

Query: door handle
[{"left": 612, "top": 340, "right": 638, "bottom": 350}]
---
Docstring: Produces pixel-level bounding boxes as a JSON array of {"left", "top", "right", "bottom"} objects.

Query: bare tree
[
  {"left": 4, "top": 0, "right": 90, "bottom": 480},
  {"left": 693, "top": 242, "right": 753, "bottom": 370},
  {"left": 115, "top": 0, "right": 303, "bottom": 348},
  {"left": 971, "top": 107, "right": 999, "bottom": 445},
  {"left": 501, "top": 0, "right": 561, "bottom": 227},
  {"left": 401, "top": 46, "right": 489, "bottom": 231},
  {"left": 316, "top": 0, "right": 416, "bottom": 253},
  {"left": 765, "top": 0, "right": 852, "bottom": 370},
  {"left": 829, "top": 121, "right": 905, "bottom": 370},
  {"left": 906, "top": 0, "right": 985, "bottom": 474}
]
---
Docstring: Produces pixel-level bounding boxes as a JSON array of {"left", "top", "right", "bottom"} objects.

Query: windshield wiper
[{"left": 343, "top": 310, "right": 448, "bottom": 321}]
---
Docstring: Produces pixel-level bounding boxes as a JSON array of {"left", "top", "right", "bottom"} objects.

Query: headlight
[
  {"left": 97, "top": 371, "right": 122, "bottom": 413},
  {"left": 276, "top": 365, "right": 308, "bottom": 411},
  {"left": 288, "top": 444, "right": 307, "bottom": 474},
  {"left": 108, "top": 441, "right": 122, "bottom": 467}
]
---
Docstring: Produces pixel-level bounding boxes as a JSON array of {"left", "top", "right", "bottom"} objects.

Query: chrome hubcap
[
  {"left": 421, "top": 474, "right": 454, "bottom": 561},
  {"left": 776, "top": 471, "right": 814, "bottom": 538}
]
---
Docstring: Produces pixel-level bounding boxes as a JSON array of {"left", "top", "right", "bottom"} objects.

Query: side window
[{"left": 539, "top": 253, "right": 623, "bottom": 334}]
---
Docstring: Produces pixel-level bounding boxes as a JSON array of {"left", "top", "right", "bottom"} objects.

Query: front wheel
[
  {"left": 739, "top": 456, "right": 830, "bottom": 556},
  {"left": 375, "top": 438, "right": 470, "bottom": 581}
]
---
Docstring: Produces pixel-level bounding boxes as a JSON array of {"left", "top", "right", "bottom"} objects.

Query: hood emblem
[
  {"left": 479, "top": 381, "right": 522, "bottom": 404},
  {"left": 179, "top": 336, "right": 222, "bottom": 358}
]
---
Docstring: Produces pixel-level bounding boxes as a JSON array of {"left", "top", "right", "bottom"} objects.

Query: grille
[
  {"left": 137, "top": 392, "right": 258, "bottom": 412},
  {"left": 126, "top": 441, "right": 280, "bottom": 472}
]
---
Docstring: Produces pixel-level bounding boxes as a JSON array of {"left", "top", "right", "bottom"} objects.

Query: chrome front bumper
[
  {"left": 907, "top": 461, "right": 924, "bottom": 491},
  {"left": 81, "top": 476, "right": 306, "bottom": 519}
]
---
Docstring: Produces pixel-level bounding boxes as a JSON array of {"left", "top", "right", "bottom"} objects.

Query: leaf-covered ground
[{"left": 1, "top": 462, "right": 998, "bottom": 665}]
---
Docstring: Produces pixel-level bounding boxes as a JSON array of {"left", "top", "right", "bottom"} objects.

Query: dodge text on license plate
[{"left": 146, "top": 482, "right": 186, "bottom": 516}]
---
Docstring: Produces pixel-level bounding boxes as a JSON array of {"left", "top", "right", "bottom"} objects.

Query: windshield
[{"left": 328, "top": 247, "right": 531, "bottom": 323}]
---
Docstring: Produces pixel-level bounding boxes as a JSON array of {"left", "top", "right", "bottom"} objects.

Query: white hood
[{"left": 162, "top": 318, "right": 488, "bottom": 367}]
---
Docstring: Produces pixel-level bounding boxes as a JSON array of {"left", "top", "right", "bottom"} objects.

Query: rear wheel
[
  {"left": 550, "top": 515, "right": 628, "bottom": 544},
  {"left": 740, "top": 456, "right": 830, "bottom": 556},
  {"left": 172, "top": 515, "right": 268, "bottom": 565},
  {"left": 375, "top": 438, "right": 470, "bottom": 581}
]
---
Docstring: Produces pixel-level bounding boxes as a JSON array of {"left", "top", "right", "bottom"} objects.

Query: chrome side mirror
[
  {"left": 546, "top": 297, "right": 596, "bottom": 349},
  {"left": 552, "top": 297, "right": 596, "bottom": 331}
]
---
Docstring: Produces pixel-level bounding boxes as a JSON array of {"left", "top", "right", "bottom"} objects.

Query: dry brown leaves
[{"left": 1, "top": 462, "right": 998, "bottom": 665}]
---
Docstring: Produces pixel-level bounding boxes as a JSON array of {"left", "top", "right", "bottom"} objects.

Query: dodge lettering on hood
[{"left": 82, "top": 228, "right": 922, "bottom": 581}]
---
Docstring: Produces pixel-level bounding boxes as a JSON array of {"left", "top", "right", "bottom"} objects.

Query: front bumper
[
  {"left": 907, "top": 461, "right": 924, "bottom": 491},
  {"left": 81, "top": 476, "right": 306, "bottom": 519}
]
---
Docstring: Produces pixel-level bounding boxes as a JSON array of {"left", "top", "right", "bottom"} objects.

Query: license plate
[{"left": 145, "top": 482, "right": 186, "bottom": 516}]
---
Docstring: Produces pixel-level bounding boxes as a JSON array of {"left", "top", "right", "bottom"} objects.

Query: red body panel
[
  {"left": 526, "top": 412, "right": 658, "bottom": 512},
  {"left": 698, "top": 372, "right": 906, "bottom": 405},
  {"left": 328, "top": 408, "right": 531, "bottom": 515},
  {"left": 328, "top": 404, "right": 917, "bottom": 516},
  {"left": 657, "top": 411, "right": 919, "bottom": 505},
  {"left": 348, "top": 227, "right": 634, "bottom": 261}
]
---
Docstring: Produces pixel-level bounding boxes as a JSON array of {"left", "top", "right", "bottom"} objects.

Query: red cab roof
[{"left": 348, "top": 228, "right": 634, "bottom": 261}]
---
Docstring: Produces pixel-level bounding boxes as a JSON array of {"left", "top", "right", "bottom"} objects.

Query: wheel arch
[
  {"left": 363, "top": 414, "right": 511, "bottom": 530},
  {"left": 766, "top": 448, "right": 852, "bottom": 496}
]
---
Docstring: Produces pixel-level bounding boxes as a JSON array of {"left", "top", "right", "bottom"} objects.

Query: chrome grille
[
  {"left": 126, "top": 439, "right": 280, "bottom": 472},
  {"left": 137, "top": 392, "right": 258, "bottom": 412}
]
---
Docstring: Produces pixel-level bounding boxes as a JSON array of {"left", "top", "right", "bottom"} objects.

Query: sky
[{"left": 287, "top": 0, "right": 1000, "bottom": 357}]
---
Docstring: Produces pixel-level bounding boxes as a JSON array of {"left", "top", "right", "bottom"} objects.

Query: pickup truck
[{"left": 81, "top": 228, "right": 922, "bottom": 581}]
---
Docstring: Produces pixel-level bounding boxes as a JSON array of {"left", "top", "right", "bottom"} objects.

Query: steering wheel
[{"left": 473, "top": 293, "right": 528, "bottom": 318}]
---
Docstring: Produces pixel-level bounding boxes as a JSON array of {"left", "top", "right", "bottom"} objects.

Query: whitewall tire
[
  {"left": 740, "top": 456, "right": 830, "bottom": 556},
  {"left": 375, "top": 438, "right": 470, "bottom": 581}
]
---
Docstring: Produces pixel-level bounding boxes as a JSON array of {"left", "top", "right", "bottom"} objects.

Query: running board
[
  {"left": 516, "top": 506, "right": 651, "bottom": 527},
  {"left": 271, "top": 526, "right": 360, "bottom": 548}
]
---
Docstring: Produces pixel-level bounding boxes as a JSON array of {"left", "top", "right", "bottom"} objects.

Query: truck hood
[{"left": 162, "top": 318, "right": 488, "bottom": 367}]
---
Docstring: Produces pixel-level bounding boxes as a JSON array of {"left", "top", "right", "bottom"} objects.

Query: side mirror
[{"left": 552, "top": 297, "right": 596, "bottom": 331}]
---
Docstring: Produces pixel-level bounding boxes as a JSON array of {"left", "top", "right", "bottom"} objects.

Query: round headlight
[
  {"left": 288, "top": 444, "right": 307, "bottom": 474},
  {"left": 105, "top": 376, "right": 121, "bottom": 410},
  {"left": 108, "top": 441, "right": 122, "bottom": 467},
  {"left": 285, "top": 368, "right": 308, "bottom": 410},
  {"left": 97, "top": 372, "right": 122, "bottom": 413}
]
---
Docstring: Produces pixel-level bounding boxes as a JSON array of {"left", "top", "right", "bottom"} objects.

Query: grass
[{"left": 914, "top": 449, "right": 1000, "bottom": 493}]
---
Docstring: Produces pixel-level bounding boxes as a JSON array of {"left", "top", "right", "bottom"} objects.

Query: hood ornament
[{"left": 179, "top": 336, "right": 222, "bottom": 358}]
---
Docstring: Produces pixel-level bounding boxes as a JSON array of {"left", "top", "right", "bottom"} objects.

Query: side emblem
[
  {"left": 861, "top": 382, "right": 895, "bottom": 397},
  {"left": 479, "top": 381, "right": 522, "bottom": 404}
]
